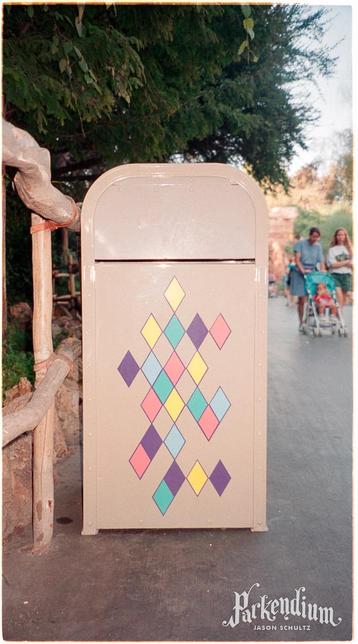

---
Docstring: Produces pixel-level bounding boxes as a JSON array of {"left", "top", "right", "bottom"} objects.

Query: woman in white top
[{"left": 326, "top": 228, "right": 353, "bottom": 309}]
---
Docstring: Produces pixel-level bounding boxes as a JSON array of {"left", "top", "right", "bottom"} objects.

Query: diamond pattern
[
  {"left": 118, "top": 351, "right": 139, "bottom": 387},
  {"left": 120, "top": 277, "right": 233, "bottom": 513},
  {"left": 164, "top": 277, "right": 185, "bottom": 311},
  {"left": 210, "top": 460, "right": 231, "bottom": 496},
  {"left": 141, "top": 389, "right": 162, "bottom": 422},
  {"left": 153, "top": 480, "right": 174, "bottom": 514},
  {"left": 164, "top": 461, "right": 185, "bottom": 496},
  {"left": 187, "top": 314, "right": 208, "bottom": 349},
  {"left": 141, "top": 425, "right": 162, "bottom": 459},
  {"left": 210, "top": 387, "right": 230, "bottom": 421},
  {"left": 187, "top": 351, "right": 208, "bottom": 385},
  {"left": 153, "top": 370, "right": 174, "bottom": 403},
  {"left": 187, "top": 388, "right": 207, "bottom": 421},
  {"left": 164, "top": 315, "right": 185, "bottom": 349},
  {"left": 210, "top": 314, "right": 231, "bottom": 349},
  {"left": 164, "top": 425, "right": 185, "bottom": 458},
  {"left": 141, "top": 314, "right": 162, "bottom": 348},
  {"left": 165, "top": 389, "right": 185, "bottom": 421},
  {"left": 187, "top": 461, "right": 208, "bottom": 495},
  {"left": 164, "top": 352, "right": 185, "bottom": 385},
  {"left": 198, "top": 406, "right": 219, "bottom": 440},
  {"left": 142, "top": 352, "right": 162, "bottom": 385},
  {"left": 129, "top": 444, "right": 150, "bottom": 479}
]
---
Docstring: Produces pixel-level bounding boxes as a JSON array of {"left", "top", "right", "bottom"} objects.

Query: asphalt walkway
[{"left": 3, "top": 299, "right": 353, "bottom": 641}]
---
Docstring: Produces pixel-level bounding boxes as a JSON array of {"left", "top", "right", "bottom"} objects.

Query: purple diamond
[
  {"left": 164, "top": 461, "right": 185, "bottom": 496},
  {"left": 118, "top": 351, "right": 140, "bottom": 387},
  {"left": 141, "top": 425, "right": 162, "bottom": 459},
  {"left": 187, "top": 314, "right": 208, "bottom": 349},
  {"left": 210, "top": 460, "right": 231, "bottom": 496}
]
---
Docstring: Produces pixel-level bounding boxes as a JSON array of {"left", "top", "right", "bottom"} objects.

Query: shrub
[{"left": 2, "top": 322, "right": 34, "bottom": 397}]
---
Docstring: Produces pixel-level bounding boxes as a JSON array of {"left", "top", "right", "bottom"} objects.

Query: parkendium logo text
[{"left": 222, "top": 583, "right": 342, "bottom": 629}]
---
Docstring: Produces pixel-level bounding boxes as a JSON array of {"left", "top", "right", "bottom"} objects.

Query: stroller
[{"left": 302, "top": 271, "right": 347, "bottom": 337}]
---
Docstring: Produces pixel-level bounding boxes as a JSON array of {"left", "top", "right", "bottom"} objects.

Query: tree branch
[{"left": 54, "top": 157, "right": 103, "bottom": 176}]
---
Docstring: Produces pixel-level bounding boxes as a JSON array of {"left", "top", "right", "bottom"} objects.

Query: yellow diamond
[
  {"left": 165, "top": 389, "right": 184, "bottom": 421},
  {"left": 164, "top": 277, "right": 185, "bottom": 311},
  {"left": 187, "top": 352, "right": 208, "bottom": 384},
  {"left": 141, "top": 314, "right": 162, "bottom": 348},
  {"left": 187, "top": 461, "right": 208, "bottom": 495}
]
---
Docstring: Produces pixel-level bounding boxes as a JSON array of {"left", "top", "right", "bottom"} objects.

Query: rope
[
  {"left": 34, "top": 351, "right": 75, "bottom": 372},
  {"left": 33, "top": 356, "right": 55, "bottom": 372},
  {"left": 30, "top": 198, "right": 78, "bottom": 234}
]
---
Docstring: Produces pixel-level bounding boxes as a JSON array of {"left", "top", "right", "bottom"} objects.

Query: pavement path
[{"left": 3, "top": 299, "right": 353, "bottom": 641}]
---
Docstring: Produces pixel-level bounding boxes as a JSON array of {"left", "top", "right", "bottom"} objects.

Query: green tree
[
  {"left": 2, "top": 4, "right": 338, "bottom": 388},
  {"left": 319, "top": 209, "right": 353, "bottom": 252},
  {"left": 294, "top": 208, "right": 323, "bottom": 240},
  {"left": 3, "top": 4, "right": 335, "bottom": 193},
  {"left": 294, "top": 207, "right": 352, "bottom": 254},
  {"left": 322, "top": 130, "right": 353, "bottom": 203}
]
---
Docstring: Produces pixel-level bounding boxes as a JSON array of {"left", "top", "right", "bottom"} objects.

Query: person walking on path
[
  {"left": 284, "top": 255, "right": 297, "bottom": 307},
  {"left": 290, "top": 227, "right": 325, "bottom": 331},
  {"left": 326, "top": 228, "right": 353, "bottom": 310}
]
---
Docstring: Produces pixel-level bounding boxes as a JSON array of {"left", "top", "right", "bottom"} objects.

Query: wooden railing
[
  {"left": 3, "top": 337, "right": 81, "bottom": 448},
  {"left": 3, "top": 120, "right": 82, "bottom": 553},
  {"left": 3, "top": 213, "right": 81, "bottom": 554}
]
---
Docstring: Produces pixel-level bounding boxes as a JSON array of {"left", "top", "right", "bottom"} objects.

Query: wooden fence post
[
  {"left": 31, "top": 212, "right": 55, "bottom": 552},
  {"left": 2, "top": 164, "right": 7, "bottom": 339},
  {"left": 62, "top": 227, "right": 69, "bottom": 263}
]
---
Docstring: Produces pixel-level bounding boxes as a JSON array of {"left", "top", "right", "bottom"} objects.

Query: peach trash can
[{"left": 81, "top": 163, "right": 268, "bottom": 534}]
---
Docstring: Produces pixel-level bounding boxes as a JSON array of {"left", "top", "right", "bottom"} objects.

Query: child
[
  {"left": 285, "top": 257, "right": 297, "bottom": 306},
  {"left": 313, "top": 283, "right": 338, "bottom": 318}
]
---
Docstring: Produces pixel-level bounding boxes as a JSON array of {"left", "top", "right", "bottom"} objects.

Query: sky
[{"left": 289, "top": 4, "right": 352, "bottom": 175}]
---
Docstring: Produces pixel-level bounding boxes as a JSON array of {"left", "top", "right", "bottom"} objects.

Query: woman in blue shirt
[{"left": 290, "top": 227, "right": 325, "bottom": 330}]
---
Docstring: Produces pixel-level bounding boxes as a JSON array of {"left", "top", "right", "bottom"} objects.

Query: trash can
[{"left": 81, "top": 163, "right": 268, "bottom": 534}]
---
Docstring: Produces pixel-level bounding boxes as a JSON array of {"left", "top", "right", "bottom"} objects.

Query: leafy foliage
[
  {"left": 319, "top": 210, "right": 353, "bottom": 252},
  {"left": 4, "top": 5, "right": 145, "bottom": 132},
  {"left": 266, "top": 130, "right": 353, "bottom": 212},
  {"left": 3, "top": 4, "right": 335, "bottom": 191},
  {"left": 3, "top": 4, "right": 337, "bottom": 311},
  {"left": 293, "top": 207, "right": 353, "bottom": 253},
  {"left": 2, "top": 4, "right": 339, "bottom": 387},
  {"left": 293, "top": 208, "right": 323, "bottom": 240},
  {"left": 323, "top": 130, "right": 353, "bottom": 203},
  {"left": 5, "top": 185, "right": 33, "bottom": 304},
  {"left": 2, "top": 322, "right": 34, "bottom": 396}
]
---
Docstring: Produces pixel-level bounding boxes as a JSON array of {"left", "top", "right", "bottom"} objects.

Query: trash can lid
[{"left": 82, "top": 164, "right": 266, "bottom": 261}]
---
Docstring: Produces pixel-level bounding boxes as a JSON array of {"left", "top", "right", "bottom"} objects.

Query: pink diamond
[
  {"left": 164, "top": 352, "right": 185, "bottom": 385},
  {"left": 198, "top": 406, "right": 219, "bottom": 440},
  {"left": 210, "top": 314, "right": 231, "bottom": 349},
  {"left": 129, "top": 444, "right": 151, "bottom": 478},
  {"left": 141, "top": 389, "right": 162, "bottom": 422}
]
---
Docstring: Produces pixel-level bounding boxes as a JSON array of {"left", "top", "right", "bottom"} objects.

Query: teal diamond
[
  {"left": 153, "top": 370, "right": 174, "bottom": 403},
  {"left": 187, "top": 388, "right": 207, "bottom": 421},
  {"left": 164, "top": 315, "right": 185, "bottom": 349},
  {"left": 153, "top": 480, "right": 174, "bottom": 514}
]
